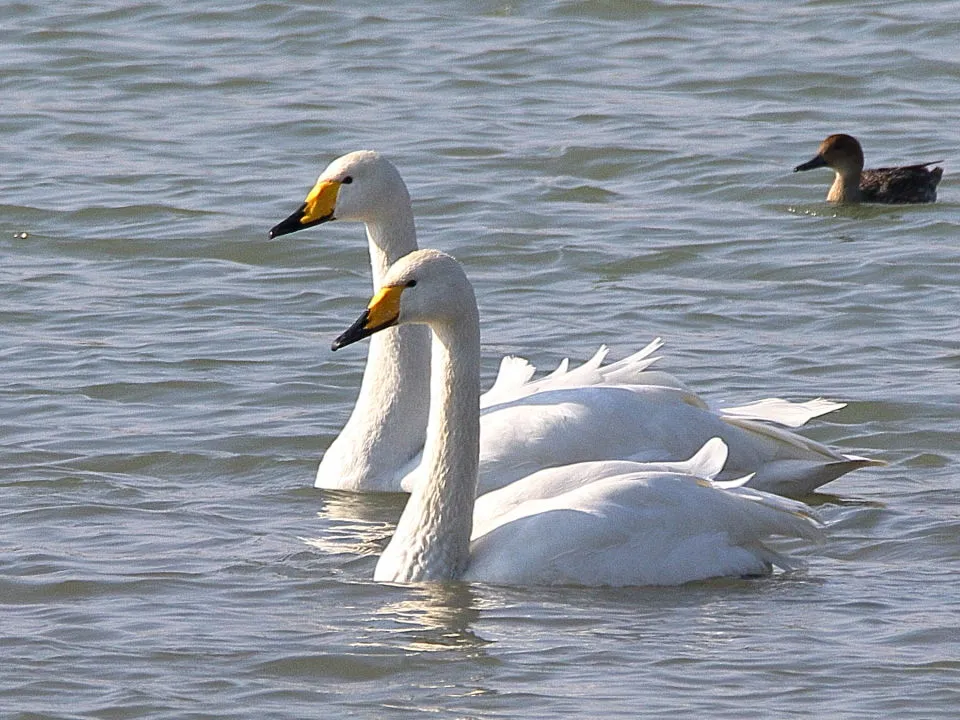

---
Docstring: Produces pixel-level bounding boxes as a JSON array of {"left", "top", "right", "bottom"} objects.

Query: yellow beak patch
[
  {"left": 301, "top": 179, "right": 341, "bottom": 225},
  {"left": 331, "top": 283, "right": 407, "bottom": 351},
  {"left": 365, "top": 284, "right": 405, "bottom": 331}
]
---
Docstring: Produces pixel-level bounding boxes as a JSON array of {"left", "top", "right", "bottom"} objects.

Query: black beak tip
[
  {"left": 331, "top": 310, "right": 372, "bottom": 352},
  {"left": 268, "top": 206, "right": 306, "bottom": 239},
  {"left": 331, "top": 332, "right": 357, "bottom": 352},
  {"left": 268, "top": 203, "right": 334, "bottom": 239},
  {"left": 331, "top": 333, "right": 351, "bottom": 351}
]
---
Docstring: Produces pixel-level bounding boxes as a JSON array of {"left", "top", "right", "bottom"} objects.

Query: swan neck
[
  {"left": 376, "top": 308, "right": 481, "bottom": 583},
  {"left": 314, "top": 202, "right": 427, "bottom": 491},
  {"left": 366, "top": 205, "right": 418, "bottom": 288}
]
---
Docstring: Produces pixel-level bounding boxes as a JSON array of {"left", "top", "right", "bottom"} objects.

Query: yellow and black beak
[
  {"left": 331, "top": 285, "right": 405, "bottom": 351},
  {"left": 269, "top": 178, "right": 343, "bottom": 238}
]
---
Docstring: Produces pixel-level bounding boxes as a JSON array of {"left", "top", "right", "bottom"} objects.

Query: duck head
[{"left": 794, "top": 133, "right": 865, "bottom": 176}]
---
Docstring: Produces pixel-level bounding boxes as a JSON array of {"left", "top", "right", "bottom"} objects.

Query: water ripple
[{"left": 1, "top": 1, "right": 958, "bottom": 718}]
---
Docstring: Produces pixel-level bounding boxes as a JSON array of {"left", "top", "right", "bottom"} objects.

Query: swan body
[
  {"left": 471, "top": 437, "right": 734, "bottom": 537},
  {"left": 468, "top": 468, "right": 820, "bottom": 586},
  {"left": 273, "top": 151, "right": 878, "bottom": 497},
  {"left": 333, "top": 250, "right": 823, "bottom": 586},
  {"left": 794, "top": 133, "right": 943, "bottom": 204},
  {"left": 396, "top": 381, "right": 876, "bottom": 497}
]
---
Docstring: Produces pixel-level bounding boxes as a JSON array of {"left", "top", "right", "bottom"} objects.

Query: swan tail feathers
[
  {"left": 671, "top": 437, "right": 729, "bottom": 481},
  {"left": 743, "top": 457, "right": 885, "bottom": 497},
  {"left": 720, "top": 397, "right": 845, "bottom": 428}
]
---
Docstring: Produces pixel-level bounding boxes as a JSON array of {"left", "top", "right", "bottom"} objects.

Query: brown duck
[{"left": 795, "top": 133, "right": 943, "bottom": 204}]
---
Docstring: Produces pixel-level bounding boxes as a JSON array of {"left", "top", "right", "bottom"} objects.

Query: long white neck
[
  {"left": 375, "top": 307, "right": 481, "bottom": 582},
  {"left": 365, "top": 202, "right": 417, "bottom": 286},
  {"left": 316, "top": 203, "right": 432, "bottom": 491}
]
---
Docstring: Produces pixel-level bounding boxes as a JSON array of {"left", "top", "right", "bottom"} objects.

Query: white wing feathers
[
  {"left": 719, "top": 397, "right": 847, "bottom": 428},
  {"left": 467, "top": 442, "right": 824, "bottom": 586},
  {"left": 480, "top": 338, "right": 665, "bottom": 409}
]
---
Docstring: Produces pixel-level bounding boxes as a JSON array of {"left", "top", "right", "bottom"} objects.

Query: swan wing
[
  {"left": 472, "top": 385, "right": 712, "bottom": 492},
  {"left": 402, "top": 384, "right": 879, "bottom": 498},
  {"left": 480, "top": 338, "right": 665, "bottom": 410},
  {"left": 472, "top": 437, "right": 730, "bottom": 536},
  {"left": 481, "top": 355, "right": 537, "bottom": 408},
  {"left": 467, "top": 471, "right": 823, "bottom": 586}
]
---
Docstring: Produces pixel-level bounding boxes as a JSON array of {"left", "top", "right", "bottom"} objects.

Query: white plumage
[
  {"left": 272, "top": 151, "right": 879, "bottom": 497},
  {"left": 333, "top": 249, "right": 824, "bottom": 587}
]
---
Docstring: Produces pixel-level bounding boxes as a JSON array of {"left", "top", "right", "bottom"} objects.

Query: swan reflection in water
[
  {"left": 302, "top": 488, "right": 402, "bottom": 557},
  {"left": 304, "top": 491, "right": 491, "bottom": 651},
  {"left": 373, "top": 582, "right": 491, "bottom": 653}
]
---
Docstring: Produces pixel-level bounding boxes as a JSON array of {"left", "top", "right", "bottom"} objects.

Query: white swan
[
  {"left": 332, "top": 249, "right": 824, "bottom": 586},
  {"left": 271, "top": 150, "right": 880, "bottom": 497}
]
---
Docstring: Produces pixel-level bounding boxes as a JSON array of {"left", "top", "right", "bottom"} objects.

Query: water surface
[{"left": 2, "top": 2, "right": 959, "bottom": 718}]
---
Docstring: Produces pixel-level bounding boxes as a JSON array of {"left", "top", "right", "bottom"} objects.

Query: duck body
[
  {"left": 273, "top": 151, "right": 878, "bottom": 498},
  {"left": 334, "top": 250, "right": 824, "bottom": 587},
  {"left": 794, "top": 133, "right": 943, "bottom": 204},
  {"left": 857, "top": 163, "right": 943, "bottom": 204}
]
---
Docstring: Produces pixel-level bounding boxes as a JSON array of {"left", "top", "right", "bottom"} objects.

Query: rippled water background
[{"left": 3, "top": 2, "right": 959, "bottom": 717}]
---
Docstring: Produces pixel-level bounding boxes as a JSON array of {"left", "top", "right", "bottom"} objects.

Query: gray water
[{"left": 2, "top": 2, "right": 959, "bottom": 718}]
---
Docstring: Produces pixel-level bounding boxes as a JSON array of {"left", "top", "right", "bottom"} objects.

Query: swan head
[
  {"left": 269, "top": 150, "right": 410, "bottom": 238},
  {"left": 332, "top": 249, "right": 474, "bottom": 351},
  {"left": 794, "top": 133, "right": 865, "bottom": 176}
]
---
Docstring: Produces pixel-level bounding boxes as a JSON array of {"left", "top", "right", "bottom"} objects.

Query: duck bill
[
  {"left": 331, "top": 285, "right": 404, "bottom": 351},
  {"left": 268, "top": 178, "right": 342, "bottom": 238},
  {"left": 794, "top": 155, "right": 828, "bottom": 172}
]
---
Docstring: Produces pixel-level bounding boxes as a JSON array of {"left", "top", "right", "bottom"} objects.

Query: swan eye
[
  {"left": 342, "top": 176, "right": 353, "bottom": 184},
  {"left": 406, "top": 280, "right": 417, "bottom": 288}
]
